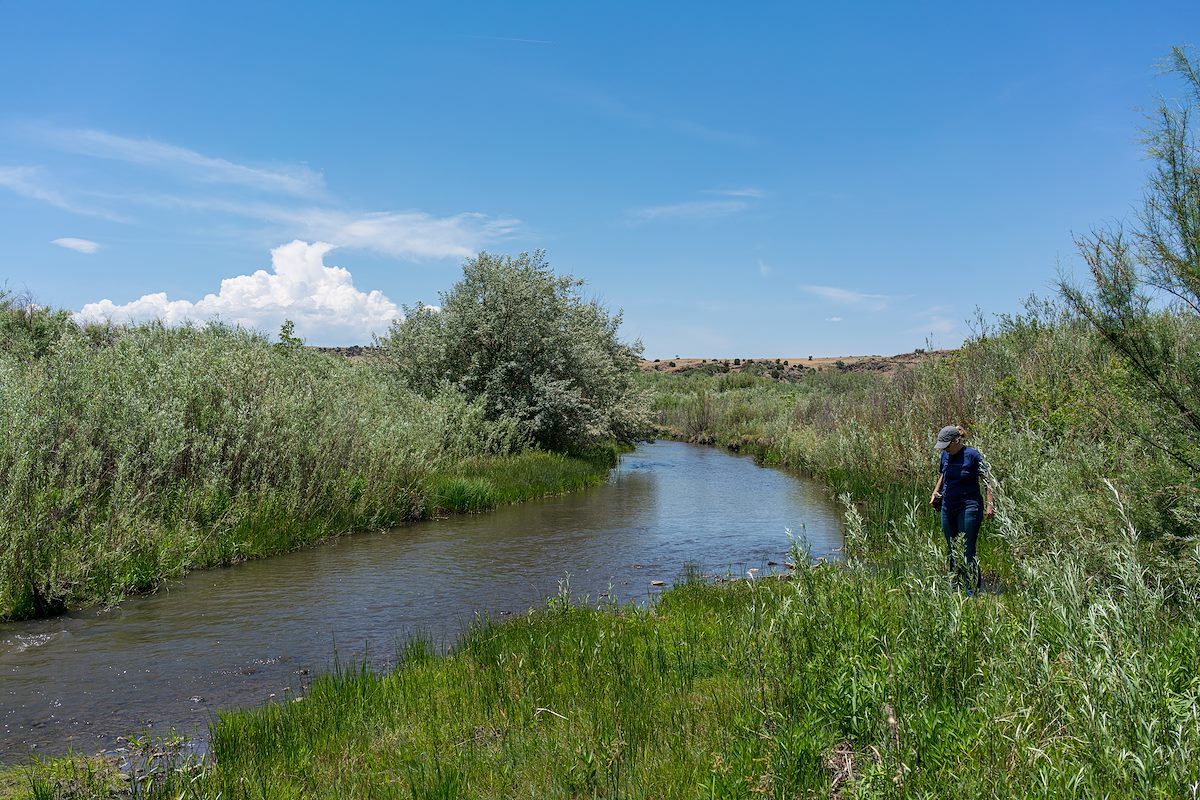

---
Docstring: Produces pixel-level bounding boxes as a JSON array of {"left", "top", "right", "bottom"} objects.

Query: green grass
[
  {"left": 9, "top": 297, "right": 1200, "bottom": 797},
  {"left": 20, "top": 514, "right": 1199, "bottom": 798},
  {"left": 426, "top": 447, "right": 619, "bottom": 514},
  {"left": 0, "top": 307, "right": 628, "bottom": 620}
]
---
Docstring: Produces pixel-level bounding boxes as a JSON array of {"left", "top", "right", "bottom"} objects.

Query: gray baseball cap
[{"left": 935, "top": 425, "right": 962, "bottom": 450}]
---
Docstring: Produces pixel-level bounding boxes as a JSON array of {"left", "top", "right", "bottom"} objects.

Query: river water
[{"left": 0, "top": 441, "right": 842, "bottom": 761}]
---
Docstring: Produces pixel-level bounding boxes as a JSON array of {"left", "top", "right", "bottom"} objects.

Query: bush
[
  {"left": 0, "top": 320, "right": 483, "bottom": 618},
  {"left": 1061, "top": 47, "right": 1200, "bottom": 479},
  {"left": 377, "top": 251, "right": 652, "bottom": 450}
]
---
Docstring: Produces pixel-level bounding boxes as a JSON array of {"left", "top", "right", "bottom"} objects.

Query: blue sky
[{"left": 2, "top": 2, "right": 1196, "bottom": 356}]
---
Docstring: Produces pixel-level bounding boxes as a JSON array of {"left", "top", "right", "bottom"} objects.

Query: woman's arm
[{"left": 929, "top": 474, "right": 944, "bottom": 507}]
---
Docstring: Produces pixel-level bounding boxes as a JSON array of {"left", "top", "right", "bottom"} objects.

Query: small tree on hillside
[
  {"left": 378, "top": 251, "right": 652, "bottom": 451},
  {"left": 1060, "top": 47, "right": 1200, "bottom": 477}
]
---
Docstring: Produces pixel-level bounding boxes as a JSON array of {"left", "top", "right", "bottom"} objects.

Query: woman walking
[{"left": 929, "top": 425, "right": 992, "bottom": 592}]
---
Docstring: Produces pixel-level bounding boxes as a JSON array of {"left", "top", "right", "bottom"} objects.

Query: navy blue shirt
[{"left": 940, "top": 447, "right": 987, "bottom": 508}]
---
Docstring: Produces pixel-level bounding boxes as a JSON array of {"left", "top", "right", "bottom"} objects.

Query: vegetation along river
[{"left": 0, "top": 441, "right": 843, "bottom": 761}]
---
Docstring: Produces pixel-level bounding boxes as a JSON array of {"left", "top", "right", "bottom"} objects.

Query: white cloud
[
  {"left": 708, "top": 187, "right": 764, "bottom": 198},
  {"left": 466, "top": 34, "right": 553, "bottom": 44},
  {"left": 630, "top": 199, "right": 749, "bottom": 223},
  {"left": 801, "top": 284, "right": 893, "bottom": 312},
  {"left": 14, "top": 128, "right": 521, "bottom": 259},
  {"left": 75, "top": 241, "right": 400, "bottom": 344},
  {"left": 0, "top": 166, "right": 128, "bottom": 221},
  {"left": 631, "top": 186, "right": 762, "bottom": 224},
  {"left": 758, "top": 260, "right": 772, "bottom": 278},
  {"left": 80, "top": 194, "right": 520, "bottom": 260},
  {"left": 551, "top": 83, "right": 753, "bottom": 145},
  {"left": 52, "top": 237, "right": 100, "bottom": 254},
  {"left": 282, "top": 208, "right": 520, "bottom": 259},
  {"left": 916, "top": 315, "right": 956, "bottom": 335},
  {"left": 47, "top": 129, "right": 325, "bottom": 197},
  {"left": 827, "top": 316, "right": 843, "bottom": 323}
]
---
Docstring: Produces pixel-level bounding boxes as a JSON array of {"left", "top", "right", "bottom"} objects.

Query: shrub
[
  {"left": 1060, "top": 47, "right": 1200, "bottom": 479},
  {"left": 378, "top": 251, "right": 652, "bottom": 451}
]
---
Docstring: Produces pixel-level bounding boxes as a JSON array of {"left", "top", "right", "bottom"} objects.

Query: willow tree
[{"left": 378, "top": 251, "right": 652, "bottom": 451}]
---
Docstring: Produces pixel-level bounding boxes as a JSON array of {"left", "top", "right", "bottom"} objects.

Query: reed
[
  {"left": 12, "top": 299, "right": 1200, "bottom": 798},
  {"left": 0, "top": 306, "right": 614, "bottom": 620}
]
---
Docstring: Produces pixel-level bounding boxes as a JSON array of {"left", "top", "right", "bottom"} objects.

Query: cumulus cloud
[
  {"left": 76, "top": 241, "right": 400, "bottom": 343},
  {"left": 52, "top": 237, "right": 100, "bottom": 254}
]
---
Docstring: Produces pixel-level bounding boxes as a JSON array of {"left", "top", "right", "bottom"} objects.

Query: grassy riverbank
[
  {"left": 0, "top": 305, "right": 621, "bottom": 621},
  {"left": 12, "top": 297, "right": 1200, "bottom": 798},
  {"left": 646, "top": 304, "right": 1198, "bottom": 590},
  {"left": 20, "top": 526, "right": 1200, "bottom": 798}
]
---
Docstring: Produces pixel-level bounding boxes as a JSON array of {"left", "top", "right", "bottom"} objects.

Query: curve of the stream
[{"left": 0, "top": 441, "right": 843, "bottom": 761}]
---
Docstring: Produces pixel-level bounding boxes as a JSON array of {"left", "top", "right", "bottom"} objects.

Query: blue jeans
[{"left": 941, "top": 500, "right": 981, "bottom": 589}]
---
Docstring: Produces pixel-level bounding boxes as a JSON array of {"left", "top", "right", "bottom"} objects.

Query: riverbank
[
  {"left": 9, "top": 302, "right": 1200, "bottom": 795},
  {"left": 0, "top": 313, "right": 625, "bottom": 621},
  {"left": 15, "top": 525, "right": 1200, "bottom": 798},
  {"left": 0, "top": 440, "right": 840, "bottom": 764}
]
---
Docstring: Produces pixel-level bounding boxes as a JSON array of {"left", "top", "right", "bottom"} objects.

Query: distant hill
[{"left": 640, "top": 350, "right": 952, "bottom": 380}]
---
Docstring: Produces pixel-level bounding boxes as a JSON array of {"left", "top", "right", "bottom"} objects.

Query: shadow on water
[{"left": 0, "top": 440, "right": 843, "bottom": 761}]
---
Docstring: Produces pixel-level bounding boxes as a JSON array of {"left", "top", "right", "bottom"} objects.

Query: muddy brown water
[{"left": 0, "top": 441, "right": 842, "bottom": 762}]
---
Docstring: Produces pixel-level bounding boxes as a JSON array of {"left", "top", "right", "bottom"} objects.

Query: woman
[{"left": 929, "top": 425, "right": 993, "bottom": 592}]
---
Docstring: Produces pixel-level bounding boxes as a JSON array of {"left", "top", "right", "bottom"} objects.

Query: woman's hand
[
  {"left": 929, "top": 492, "right": 941, "bottom": 508},
  {"left": 985, "top": 502, "right": 994, "bottom": 518}
]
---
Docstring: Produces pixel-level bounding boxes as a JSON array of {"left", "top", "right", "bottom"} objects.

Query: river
[{"left": 0, "top": 441, "right": 842, "bottom": 761}]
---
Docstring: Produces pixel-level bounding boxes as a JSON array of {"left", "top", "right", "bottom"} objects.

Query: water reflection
[{"left": 0, "top": 441, "right": 841, "bottom": 760}]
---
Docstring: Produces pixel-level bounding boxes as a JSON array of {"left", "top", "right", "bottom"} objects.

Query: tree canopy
[{"left": 378, "top": 251, "right": 652, "bottom": 451}]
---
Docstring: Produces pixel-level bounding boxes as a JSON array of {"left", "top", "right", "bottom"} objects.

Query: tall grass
[
  {"left": 0, "top": 303, "right": 613, "bottom": 620},
  {"left": 647, "top": 299, "right": 1198, "bottom": 592},
  {"left": 30, "top": 514, "right": 1200, "bottom": 797},
  {"left": 12, "top": 298, "right": 1200, "bottom": 797}
]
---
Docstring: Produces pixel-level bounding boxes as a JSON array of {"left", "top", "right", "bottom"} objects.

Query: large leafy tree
[
  {"left": 378, "top": 251, "right": 652, "bottom": 451},
  {"left": 1060, "top": 48, "right": 1200, "bottom": 478}
]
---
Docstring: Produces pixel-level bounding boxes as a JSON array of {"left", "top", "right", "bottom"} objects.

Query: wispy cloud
[
  {"left": 758, "top": 260, "right": 772, "bottom": 278},
  {"left": 630, "top": 198, "right": 750, "bottom": 223},
  {"left": 630, "top": 185, "right": 762, "bottom": 224},
  {"left": 0, "top": 166, "right": 128, "bottom": 222},
  {"left": 281, "top": 208, "right": 520, "bottom": 259},
  {"left": 466, "top": 34, "right": 552, "bottom": 45},
  {"left": 76, "top": 240, "right": 400, "bottom": 344},
  {"left": 801, "top": 284, "right": 894, "bottom": 312},
  {"left": 7, "top": 127, "right": 520, "bottom": 260},
  {"left": 909, "top": 312, "right": 957, "bottom": 337},
  {"left": 708, "top": 187, "right": 764, "bottom": 198},
  {"left": 827, "top": 316, "right": 843, "bottom": 323},
  {"left": 547, "top": 82, "right": 752, "bottom": 145},
  {"left": 85, "top": 192, "right": 519, "bottom": 260},
  {"left": 46, "top": 128, "right": 325, "bottom": 197},
  {"left": 52, "top": 237, "right": 100, "bottom": 254}
]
